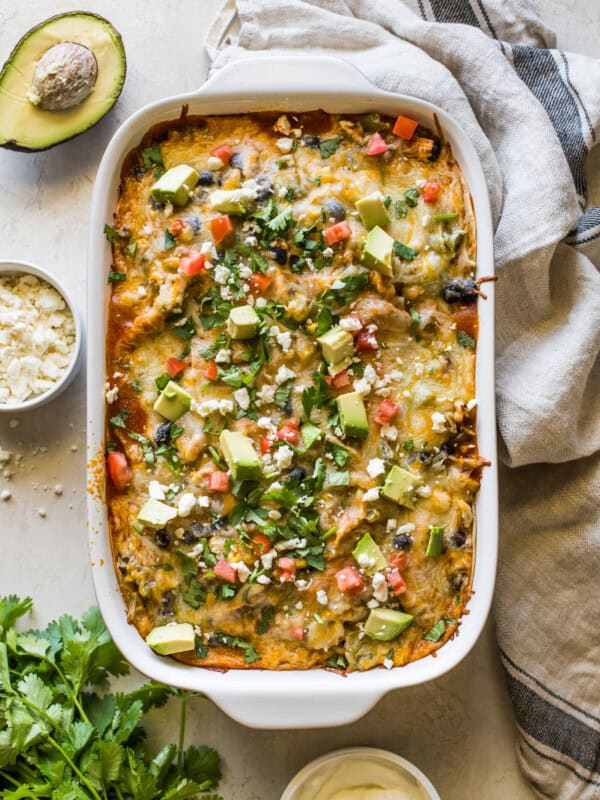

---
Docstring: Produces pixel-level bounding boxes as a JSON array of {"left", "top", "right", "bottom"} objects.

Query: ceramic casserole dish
[{"left": 87, "top": 55, "right": 497, "bottom": 729}]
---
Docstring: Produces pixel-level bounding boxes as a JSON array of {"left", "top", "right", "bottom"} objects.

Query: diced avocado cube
[
  {"left": 227, "top": 305, "right": 260, "bottom": 339},
  {"left": 364, "top": 608, "right": 414, "bottom": 641},
  {"left": 219, "top": 430, "right": 262, "bottom": 481},
  {"left": 146, "top": 622, "right": 195, "bottom": 655},
  {"left": 317, "top": 326, "right": 354, "bottom": 366},
  {"left": 301, "top": 422, "right": 322, "bottom": 450},
  {"left": 352, "top": 532, "right": 387, "bottom": 573},
  {"left": 153, "top": 380, "right": 192, "bottom": 422},
  {"left": 136, "top": 498, "right": 177, "bottom": 528},
  {"left": 150, "top": 164, "right": 199, "bottom": 207},
  {"left": 381, "top": 465, "right": 419, "bottom": 508},
  {"left": 356, "top": 192, "right": 391, "bottom": 230},
  {"left": 336, "top": 392, "right": 369, "bottom": 439},
  {"left": 361, "top": 226, "right": 394, "bottom": 277},
  {"left": 327, "top": 357, "right": 353, "bottom": 377},
  {"left": 210, "top": 189, "right": 254, "bottom": 216},
  {"left": 426, "top": 525, "right": 444, "bottom": 558}
]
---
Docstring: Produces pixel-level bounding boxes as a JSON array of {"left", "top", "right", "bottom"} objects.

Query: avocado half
[{"left": 0, "top": 12, "right": 126, "bottom": 151}]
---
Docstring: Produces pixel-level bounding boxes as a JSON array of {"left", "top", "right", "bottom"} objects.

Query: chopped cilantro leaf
[
  {"left": 211, "top": 631, "right": 260, "bottom": 664},
  {"left": 130, "top": 379, "right": 143, "bottom": 393},
  {"left": 409, "top": 306, "right": 420, "bottom": 339},
  {"left": 315, "top": 305, "right": 334, "bottom": 336},
  {"left": 128, "top": 241, "right": 138, "bottom": 257},
  {"left": 155, "top": 372, "right": 170, "bottom": 391},
  {"left": 319, "top": 137, "right": 341, "bottom": 159},
  {"left": 327, "top": 470, "right": 349, "bottom": 487},
  {"left": 183, "top": 578, "right": 206, "bottom": 609},
  {"left": 326, "top": 442, "right": 351, "bottom": 467},
  {"left": 164, "top": 230, "right": 176, "bottom": 250},
  {"left": 393, "top": 240, "right": 419, "bottom": 260},
  {"left": 128, "top": 432, "right": 156, "bottom": 466},
  {"left": 403, "top": 439, "right": 415, "bottom": 452},
  {"left": 109, "top": 408, "right": 129, "bottom": 429},
  {"left": 457, "top": 330, "right": 475, "bottom": 349},
  {"left": 104, "top": 223, "right": 121, "bottom": 244},
  {"left": 404, "top": 187, "right": 420, "bottom": 207},
  {"left": 274, "top": 379, "right": 294, "bottom": 409},
  {"left": 257, "top": 607, "right": 275, "bottom": 634},
  {"left": 177, "top": 550, "right": 199, "bottom": 579},
  {"left": 108, "top": 270, "right": 126, "bottom": 283},
  {"left": 266, "top": 207, "right": 294, "bottom": 234},
  {"left": 141, "top": 143, "right": 164, "bottom": 177},
  {"left": 395, "top": 200, "right": 408, "bottom": 219}
]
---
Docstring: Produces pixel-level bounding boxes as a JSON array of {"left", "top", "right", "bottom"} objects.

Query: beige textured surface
[{"left": 0, "top": 1, "right": 595, "bottom": 797}]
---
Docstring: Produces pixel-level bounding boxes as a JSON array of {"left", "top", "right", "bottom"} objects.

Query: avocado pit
[{"left": 27, "top": 41, "right": 97, "bottom": 112}]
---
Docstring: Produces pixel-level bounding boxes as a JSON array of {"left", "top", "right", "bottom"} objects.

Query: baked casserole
[{"left": 104, "top": 110, "right": 486, "bottom": 671}]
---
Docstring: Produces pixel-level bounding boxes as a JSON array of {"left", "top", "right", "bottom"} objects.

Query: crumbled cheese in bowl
[{"left": 0, "top": 273, "right": 76, "bottom": 405}]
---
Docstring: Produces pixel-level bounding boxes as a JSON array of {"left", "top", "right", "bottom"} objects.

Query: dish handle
[
  {"left": 208, "top": 687, "right": 381, "bottom": 730},
  {"left": 200, "top": 55, "right": 375, "bottom": 98}
]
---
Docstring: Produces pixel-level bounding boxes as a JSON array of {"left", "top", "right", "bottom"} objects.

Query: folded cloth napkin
[{"left": 207, "top": 2, "right": 600, "bottom": 797}]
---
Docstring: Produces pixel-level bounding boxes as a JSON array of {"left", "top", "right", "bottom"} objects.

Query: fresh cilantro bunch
[{"left": 0, "top": 596, "right": 222, "bottom": 799}]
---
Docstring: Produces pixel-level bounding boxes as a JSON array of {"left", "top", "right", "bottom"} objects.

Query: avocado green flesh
[{"left": 0, "top": 12, "right": 125, "bottom": 151}]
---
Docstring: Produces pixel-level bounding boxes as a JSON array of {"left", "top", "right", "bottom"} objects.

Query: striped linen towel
[{"left": 208, "top": 1, "right": 600, "bottom": 797}]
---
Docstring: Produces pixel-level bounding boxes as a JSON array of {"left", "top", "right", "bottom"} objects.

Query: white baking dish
[{"left": 87, "top": 55, "right": 497, "bottom": 730}]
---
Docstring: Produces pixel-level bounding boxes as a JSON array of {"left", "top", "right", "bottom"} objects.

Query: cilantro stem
[
  {"left": 177, "top": 690, "right": 187, "bottom": 775},
  {"left": 41, "top": 654, "right": 90, "bottom": 723},
  {"left": 0, "top": 769, "right": 20, "bottom": 787},
  {"left": 47, "top": 736, "right": 103, "bottom": 800},
  {"left": 115, "top": 788, "right": 125, "bottom": 800}
]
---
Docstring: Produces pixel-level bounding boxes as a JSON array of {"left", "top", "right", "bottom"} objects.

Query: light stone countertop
[{"left": 0, "top": 1, "right": 596, "bottom": 797}]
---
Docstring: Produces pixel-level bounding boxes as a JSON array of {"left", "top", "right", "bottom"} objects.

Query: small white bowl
[
  {"left": 0, "top": 259, "right": 82, "bottom": 412},
  {"left": 281, "top": 747, "right": 441, "bottom": 800}
]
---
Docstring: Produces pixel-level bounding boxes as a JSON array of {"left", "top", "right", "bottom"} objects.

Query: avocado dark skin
[{"left": 0, "top": 11, "right": 126, "bottom": 152}]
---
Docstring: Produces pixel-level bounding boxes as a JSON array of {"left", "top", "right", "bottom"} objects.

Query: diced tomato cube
[
  {"left": 453, "top": 305, "right": 478, "bottom": 339},
  {"left": 422, "top": 181, "right": 441, "bottom": 203},
  {"left": 356, "top": 330, "right": 378, "bottom": 352},
  {"left": 335, "top": 565, "right": 364, "bottom": 594},
  {"left": 324, "top": 375, "right": 333, "bottom": 385},
  {"left": 211, "top": 215, "right": 234, "bottom": 245},
  {"left": 374, "top": 400, "right": 399, "bottom": 425},
  {"left": 388, "top": 552, "right": 407, "bottom": 571},
  {"left": 393, "top": 115, "right": 419, "bottom": 140},
  {"left": 252, "top": 533, "right": 272, "bottom": 556},
  {"left": 278, "top": 556, "right": 297, "bottom": 582},
  {"left": 249, "top": 273, "right": 272, "bottom": 294},
  {"left": 179, "top": 251, "right": 206, "bottom": 276},
  {"left": 277, "top": 417, "right": 300, "bottom": 443},
  {"left": 204, "top": 360, "right": 218, "bottom": 381},
  {"left": 214, "top": 559, "right": 237, "bottom": 584},
  {"left": 208, "top": 471, "right": 230, "bottom": 492},
  {"left": 169, "top": 218, "right": 186, "bottom": 236},
  {"left": 107, "top": 451, "right": 132, "bottom": 491},
  {"left": 387, "top": 569, "right": 407, "bottom": 596},
  {"left": 166, "top": 357, "right": 187, "bottom": 378},
  {"left": 260, "top": 436, "right": 273, "bottom": 455},
  {"left": 291, "top": 626, "right": 304, "bottom": 640},
  {"left": 210, "top": 144, "right": 233, "bottom": 165},
  {"left": 323, "top": 221, "right": 352, "bottom": 246},
  {"left": 366, "top": 132, "right": 389, "bottom": 155},
  {"left": 331, "top": 369, "right": 350, "bottom": 389}
]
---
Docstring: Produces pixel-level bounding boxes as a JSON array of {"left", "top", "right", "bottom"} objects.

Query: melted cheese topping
[{"left": 106, "top": 111, "right": 481, "bottom": 671}]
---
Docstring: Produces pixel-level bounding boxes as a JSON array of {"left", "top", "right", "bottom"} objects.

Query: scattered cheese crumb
[
  {"left": 467, "top": 398, "right": 478, "bottom": 411},
  {"left": 340, "top": 316, "right": 362, "bottom": 332},
  {"left": 316, "top": 589, "right": 329, "bottom": 606},
  {"left": 275, "top": 365, "right": 296, "bottom": 385},
  {"left": 1, "top": 489, "right": 11, "bottom": 501},
  {"left": 149, "top": 480, "right": 167, "bottom": 500},
  {"left": 215, "top": 349, "right": 231, "bottom": 364},
  {"left": 383, "top": 657, "right": 394, "bottom": 670},
  {"left": 37, "top": 508, "right": 47, "bottom": 518},
  {"left": 197, "top": 495, "right": 210, "bottom": 508},
  {"left": 274, "top": 445, "right": 294, "bottom": 470},
  {"left": 105, "top": 384, "right": 119, "bottom": 404},
  {"left": 208, "top": 155, "right": 225, "bottom": 170},
  {"left": 177, "top": 492, "right": 197, "bottom": 517},
  {"left": 276, "top": 137, "right": 294, "bottom": 153},
  {"left": 372, "top": 572, "right": 389, "bottom": 603},
  {"left": 431, "top": 411, "right": 447, "bottom": 433},
  {"left": 366, "top": 458, "right": 386, "bottom": 478},
  {"left": 381, "top": 425, "right": 398, "bottom": 442},
  {"left": 213, "top": 265, "right": 230, "bottom": 285},
  {"left": 233, "top": 387, "right": 251, "bottom": 410}
]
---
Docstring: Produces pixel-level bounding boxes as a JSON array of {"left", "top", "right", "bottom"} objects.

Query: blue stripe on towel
[{"left": 512, "top": 45, "right": 588, "bottom": 197}]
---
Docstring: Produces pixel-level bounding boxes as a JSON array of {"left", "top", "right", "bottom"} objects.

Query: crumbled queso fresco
[{"left": 0, "top": 274, "right": 75, "bottom": 403}]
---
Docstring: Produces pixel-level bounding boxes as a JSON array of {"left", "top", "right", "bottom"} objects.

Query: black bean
[
  {"left": 289, "top": 254, "right": 300, "bottom": 270},
  {"left": 230, "top": 152, "right": 244, "bottom": 172},
  {"left": 302, "top": 135, "right": 321, "bottom": 148},
  {"left": 441, "top": 440, "right": 456, "bottom": 456},
  {"left": 393, "top": 533, "right": 412, "bottom": 550},
  {"left": 155, "top": 421, "right": 172, "bottom": 445},
  {"left": 159, "top": 590, "right": 175, "bottom": 616},
  {"left": 323, "top": 198, "right": 346, "bottom": 221},
  {"left": 442, "top": 278, "right": 478, "bottom": 304},
  {"left": 283, "top": 398, "right": 293, "bottom": 416},
  {"left": 132, "top": 165, "right": 146, "bottom": 177},
  {"left": 155, "top": 528, "right": 171, "bottom": 549},
  {"left": 451, "top": 573, "right": 467, "bottom": 592},
  {"left": 149, "top": 196, "right": 164, "bottom": 210},
  {"left": 288, "top": 467, "right": 307, "bottom": 482},
  {"left": 255, "top": 175, "right": 274, "bottom": 200},
  {"left": 186, "top": 215, "right": 202, "bottom": 233},
  {"left": 451, "top": 529, "right": 467, "bottom": 548},
  {"left": 269, "top": 245, "right": 288, "bottom": 265},
  {"left": 419, "top": 450, "right": 433, "bottom": 465},
  {"left": 182, "top": 528, "right": 199, "bottom": 545},
  {"left": 429, "top": 140, "right": 441, "bottom": 162},
  {"left": 198, "top": 171, "right": 215, "bottom": 186}
]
